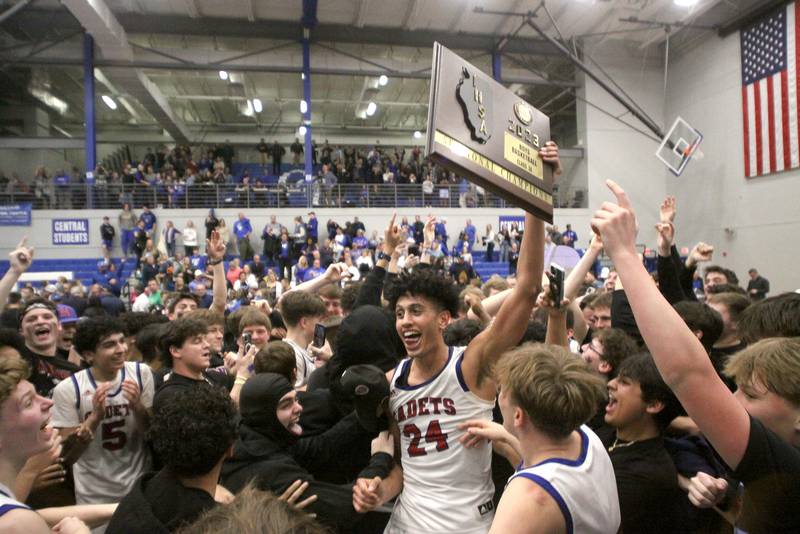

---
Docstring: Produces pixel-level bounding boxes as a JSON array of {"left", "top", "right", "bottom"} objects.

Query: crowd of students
[{"left": 0, "top": 142, "right": 797, "bottom": 534}]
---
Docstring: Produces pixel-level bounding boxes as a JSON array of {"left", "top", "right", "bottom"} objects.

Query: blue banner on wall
[
  {"left": 52, "top": 219, "right": 89, "bottom": 245},
  {"left": 498, "top": 215, "right": 525, "bottom": 232},
  {"left": 0, "top": 203, "right": 32, "bottom": 226}
]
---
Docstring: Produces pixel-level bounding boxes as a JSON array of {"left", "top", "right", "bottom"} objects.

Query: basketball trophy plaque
[{"left": 426, "top": 42, "right": 554, "bottom": 222}]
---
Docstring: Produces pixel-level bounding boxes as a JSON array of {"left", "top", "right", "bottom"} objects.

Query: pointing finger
[
  {"left": 18, "top": 236, "right": 28, "bottom": 249},
  {"left": 605, "top": 180, "right": 632, "bottom": 211}
]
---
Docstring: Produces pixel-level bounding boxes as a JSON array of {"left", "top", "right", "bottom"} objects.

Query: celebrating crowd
[{"left": 0, "top": 142, "right": 796, "bottom": 534}]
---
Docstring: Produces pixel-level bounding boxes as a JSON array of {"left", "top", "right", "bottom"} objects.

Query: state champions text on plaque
[{"left": 426, "top": 43, "right": 554, "bottom": 222}]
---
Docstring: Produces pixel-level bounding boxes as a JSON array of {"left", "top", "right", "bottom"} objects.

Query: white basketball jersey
[
  {"left": 52, "top": 362, "right": 154, "bottom": 504},
  {"left": 285, "top": 338, "right": 314, "bottom": 388},
  {"left": 386, "top": 346, "right": 495, "bottom": 534},
  {"left": 507, "top": 426, "right": 620, "bottom": 534},
  {"left": 0, "top": 483, "right": 29, "bottom": 518}
]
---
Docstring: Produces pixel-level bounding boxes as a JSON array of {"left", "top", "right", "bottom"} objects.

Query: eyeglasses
[{"left": 583, "top": 343, "right": 604, "bottom": 357}]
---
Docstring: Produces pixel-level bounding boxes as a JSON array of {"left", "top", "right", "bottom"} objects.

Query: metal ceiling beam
[
  {"left": 1, "top": 54, "right": 578, "bottom": 87},
  {"left": 0, "top": 0, "right": 33, "bottom": 25},
  {"left": 353, "top": 0, "right": 370, "bottom": 28},
  {"left": 402, "top": 0, "right": 420, "bottom": 31},
  {"left": 5, "top": 8, "right": 563, "bottom": 56},
  {"left": 244, "top": 0, "right": 255, "bottom": 23}
]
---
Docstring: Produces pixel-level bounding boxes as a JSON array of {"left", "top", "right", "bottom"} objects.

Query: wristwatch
[
  {"left": 207, "top": 257, "right": 223, "bottom": 266},
  {"left": 376, "top": 250, "right": 391, "bottom": 262}
]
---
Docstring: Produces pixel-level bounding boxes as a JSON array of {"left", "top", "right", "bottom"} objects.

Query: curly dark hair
[
  {"left": 594, "top": 328, "right": 639, "bottom": 378},
  {"left": 385, "top": 269, "right": 459, "bottom": 317},
  {"left": 119, "top": 311, "right": 169, "bottom": 338},
  {"left": 159, "top": 317, "right": 209, "bottom": 368},
  {"left": 73, "top": 317, "right": 126, "bottom": 357},
  {"left": 443, "top": 319, "right": 484, "bottom": 346},
  {"left": 147, "top": 386, "right": 238, "bottom": 477},
  {"left": 340, "top": 281, "right": 362, "bottom": 315}
]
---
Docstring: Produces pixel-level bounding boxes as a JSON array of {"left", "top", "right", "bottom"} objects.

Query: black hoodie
[
  {"left": 220, "top": 418, "right": 366, "bottom": 532},
  {"left": 106, "top": 469, "right": 216, "bottom": 534}
]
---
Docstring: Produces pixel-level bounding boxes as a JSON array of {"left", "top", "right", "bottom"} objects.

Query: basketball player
[
  {"left": 52, "top": 317, "right": 154, "bottom": 505},
  {"left": 353, "top": 151, "right": 553, "bottom": 533},
  {"left": 0, "top": 342, "right": 115, "bottom": 533},
  {"left": 463, "top": 344, "right": 619, "bottom": 534}
]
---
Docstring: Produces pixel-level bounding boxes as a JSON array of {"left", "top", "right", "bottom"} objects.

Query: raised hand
[
  {"left": 540, "top": 141, "right": 562, "bottom": 176},
  {"left": 324, "top": 262, "right": 350, "bottom": 283},
  {"left": 384, "top": 212, "right": 404, "bottom": 252},
  {"left": 655, "top": 222, "right": 675, "bottom": 256},
  {"left": 422, "top": 216, "right": 436, "bottom": 248},
  {"left": 9, "top": 236, "right": 34, "bottom": 274},
  {"left": 206, "top": 229, "right": 225, "bottom": 262},
  {"left": 659, "top": 196, "right": 676, "bottom": 224},
  {"left": 686, "top": 242, "right": 714, "bottom": 268},
  {"left": 590, "top": 180, "right": 638, "bottom": 260}
]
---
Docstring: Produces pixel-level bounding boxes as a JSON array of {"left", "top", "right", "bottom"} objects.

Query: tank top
[
  {"left": 0, "top": 483, "right": 29, "bottom": 518},
  {"left": 386, "top": 346, "right": 495, "bottom": 534},
  {"left": 507, "top": 425, "right": 621, "bottom": 534}
]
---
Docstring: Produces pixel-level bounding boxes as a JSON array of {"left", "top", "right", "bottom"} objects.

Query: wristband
[
  {"left": 358, "top": 452, "right": 395, "bottom": 480},
  {"left": 234, "top": 377, "right": 248, "bottom": 385},
  {"left": 377, "top": 250, "right": 390, "bottom": 262},
  {"left": 207, "top": 257, "right": 223, "bottom": 266}
]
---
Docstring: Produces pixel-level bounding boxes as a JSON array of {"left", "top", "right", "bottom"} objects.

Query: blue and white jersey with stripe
[
  {"left": 51, "top": 361, "right": 154, "bottom": 504},
  {"left": 0, "top": 483, "right": 29, "bottom": 518},
  {"left": 507, "top": 425, "right": 620, "bottom": 534},
  {"left": 386, "top": 346, "right": 495, "bottom": 534}
]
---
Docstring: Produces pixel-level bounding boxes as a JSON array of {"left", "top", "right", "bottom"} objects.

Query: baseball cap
[
  {"left": 56, "top": 304, "right": 79, "bottom": 324},
  {"left": 339, "top": 364, "right": 390, "bottom": 433}
]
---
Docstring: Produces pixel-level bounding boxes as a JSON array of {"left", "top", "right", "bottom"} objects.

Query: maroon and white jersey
[
  {"left": 387, "top": 346, "right": 495, "bottom": 534},
  {"left": 52, "top": 362, "right": 153, "bottom": 504}
]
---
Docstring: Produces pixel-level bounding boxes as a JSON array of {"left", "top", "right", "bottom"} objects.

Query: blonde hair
[
  {"left": 496, "top": 343, "right": 605, "bottom": 439},
  {"left": 724, "top": 337, "right": 800, "bottom": 406},
  {"left": 0, "top": 356, "right": 29, "bottom": 411},
  {"left": 175, "top": 482, "right": 327, "bottom": 534}
]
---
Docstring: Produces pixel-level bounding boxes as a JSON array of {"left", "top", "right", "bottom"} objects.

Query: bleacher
[
  {"left": 0, "top": 250, "right": 510, "bottom": 287},
  {"left": 0, "top": 257, "right": 139, "bottom": 288}
]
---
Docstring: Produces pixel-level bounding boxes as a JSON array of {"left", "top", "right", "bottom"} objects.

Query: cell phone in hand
[
  {"left": 549, "top": 263, "right": 565, "bottom": 307},
  {"left": 313, "top": 323, "right": 326, "bottom": 348},
  {"left": 242, "top": 332, "right": 253, "bottom": 353}
]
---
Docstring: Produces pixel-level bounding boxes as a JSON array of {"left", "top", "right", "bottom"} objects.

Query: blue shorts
[{"left": 102, "top": 239, "right": 113, "bottom": 250}]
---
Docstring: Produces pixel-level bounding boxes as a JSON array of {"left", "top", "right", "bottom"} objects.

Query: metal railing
[{"left": 0, "top": 183, "right": 588, "bottom": 210}]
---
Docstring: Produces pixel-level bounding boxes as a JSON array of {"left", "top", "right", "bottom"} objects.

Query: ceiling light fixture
[
  {"left": 300, "top": 100, "right": 308, "bottom": 114},
  {"left": 378, "top": 75, "right": 389, "bottom": 86},
  {"left": 101, "top": 95, "right": 117, "bottom": 110},
  {"left": 673, "top": 0, "right": 698, "bottom": 6},
  {"left": 252, "top": 98, "right": 263, "bottom": 113},
  {"left": 298, "top": 125, "right": 308, "bottom": 136},
  {"left": 219, "top": 70, "right": 228, "bottom": 80},
  {"left": 413, "top": 130, "right": 422, "bottom": 139},
  {"left": 366, "top": 101, "right": 377, "bottom": 116}
]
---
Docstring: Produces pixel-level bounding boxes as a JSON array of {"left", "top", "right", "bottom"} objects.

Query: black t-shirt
[
  {"left": 602, "top": 435, "right": 688, "bottom": 534},
  {"left": 731, "top": 416, "right": 800, "bottom": 533},
  {"left": 153, "top": 371, "right": 228, "bottom": 411},
  {"left": 21, "top": 346, "right": 80, "bottom": 397}
]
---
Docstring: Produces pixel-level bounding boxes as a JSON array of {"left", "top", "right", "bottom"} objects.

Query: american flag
[{"left": 741, "top": 2, "right": 799, "bottom": 177}]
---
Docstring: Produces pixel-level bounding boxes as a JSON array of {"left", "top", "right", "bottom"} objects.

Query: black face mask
[{"left": 239, "top": 373, "right": 298, "bottom": 447}]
